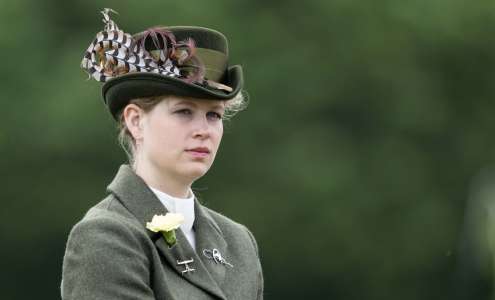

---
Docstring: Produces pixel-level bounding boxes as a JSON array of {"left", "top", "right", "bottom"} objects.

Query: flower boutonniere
[{"left": 146, "top": 213, "right": 184, "bottom": 247}]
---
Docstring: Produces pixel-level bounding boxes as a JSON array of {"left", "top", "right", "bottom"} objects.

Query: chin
[{"left": 180, "top": 164, "right": 211, "bottom": 181}]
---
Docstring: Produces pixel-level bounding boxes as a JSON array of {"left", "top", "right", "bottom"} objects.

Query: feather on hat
[{"left": 81, "top": 8, "right": 243, "bottom": 119}]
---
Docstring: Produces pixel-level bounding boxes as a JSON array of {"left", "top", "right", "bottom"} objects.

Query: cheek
[
  {"left": 211, "top": 125, "right": 224, "bottom": 149},
  {"left": 143, "top": 121, "right": 179, "bottom": 153}
]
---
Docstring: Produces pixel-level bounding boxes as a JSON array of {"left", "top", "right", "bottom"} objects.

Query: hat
[{"left": 81, "top": 8, "right": 243, "bottom": 119}]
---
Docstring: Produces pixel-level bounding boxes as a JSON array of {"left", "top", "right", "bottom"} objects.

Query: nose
[{"left": 192, "top": 115, "right": 210, "bottom": 139}]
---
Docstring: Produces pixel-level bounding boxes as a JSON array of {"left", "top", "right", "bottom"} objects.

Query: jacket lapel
[
  {"left": 107, "top": 165, "right": 226, "bottom": 300},
  {"left": 194, "top": 202, "right": 229, "bottom": 285},
  {"left": 154, "top": 229, "right": 226, "bottom": 300}
]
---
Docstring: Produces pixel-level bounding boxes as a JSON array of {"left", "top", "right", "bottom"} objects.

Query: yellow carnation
[{"left": 146, "top": 213, "right": 184, "bottom": 233}]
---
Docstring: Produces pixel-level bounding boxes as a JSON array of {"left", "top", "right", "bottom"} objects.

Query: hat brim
[{"left": 102, "top": 65, "right": 243, "bottom": 119}]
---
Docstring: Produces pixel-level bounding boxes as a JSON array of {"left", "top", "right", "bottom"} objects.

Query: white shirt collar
[{"left": 148, "top": 186, "right": 195, "bottom": 233}]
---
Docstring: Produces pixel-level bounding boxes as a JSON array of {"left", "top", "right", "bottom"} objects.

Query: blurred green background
[{"left": 2, "top": 0, "right": 495, "bottom": 299}]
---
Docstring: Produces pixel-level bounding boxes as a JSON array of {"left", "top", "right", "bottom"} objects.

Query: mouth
[{"left": 185, "top": 147, "right": 211, "bottom": 158}]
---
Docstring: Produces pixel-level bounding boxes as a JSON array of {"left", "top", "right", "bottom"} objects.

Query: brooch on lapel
[
  {"left": 146, "top": 213, "right": 184, "bottom": 247},
  {"left": 177, "top": 258, "right": 195, "bottom": 275},
  {"left": 202, "top": 248, "right": 234, "bottom": 268}
]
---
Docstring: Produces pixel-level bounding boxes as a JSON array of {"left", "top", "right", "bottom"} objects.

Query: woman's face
[{"left": 134, "top": 96, "right": 225, "bottom": 183}]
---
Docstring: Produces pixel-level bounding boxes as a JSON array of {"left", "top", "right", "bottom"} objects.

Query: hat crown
[
  {"left": 133, "top": 26, "right": 230, "bottom": 82},
  {"left": 161, "top": 26, "right": 228, "bottom": 55}
]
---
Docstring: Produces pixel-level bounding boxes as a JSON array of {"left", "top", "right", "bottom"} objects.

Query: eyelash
[
  {"left": 207, "top": 112, "right": 223, "bottom": 120},
  {"left": 176, "top": 109, "right": 192, "bottom": 115},
  {"left": 175, "top": 109, "right": 223, "bottom": 120}
]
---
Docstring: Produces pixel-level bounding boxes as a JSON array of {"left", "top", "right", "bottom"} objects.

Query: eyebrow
[{"left": 172, "top": 100, "right": 225, "bottom": 110}]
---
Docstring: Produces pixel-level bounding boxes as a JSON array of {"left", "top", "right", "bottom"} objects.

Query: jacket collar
[{"left": 107, "top": 164, "right": 227, "bottom": 300}]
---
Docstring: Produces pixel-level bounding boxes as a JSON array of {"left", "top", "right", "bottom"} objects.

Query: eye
[
  {"left": 175, "top": 108, "right": 192, "bottom": 115},
  {"left": 207, "top": 111, "right": 223, "bottom": 120}
]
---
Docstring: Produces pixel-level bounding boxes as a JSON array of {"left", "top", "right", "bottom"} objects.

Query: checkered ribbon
[{"left": 81, "top": 8, "right": 183, "bottom": 82}]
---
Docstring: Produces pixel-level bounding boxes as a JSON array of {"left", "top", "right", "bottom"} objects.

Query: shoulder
[
  {"left": 201, "top": 205, "right": 250, "bottom": 235},
  {"left": 64, "top": 195, "right": 152, "bottom": 260},
  {"left": 62, "top": 195, "right": 155, "bottom": 299},
  {"left": 71, "top": 195, "right": 142, "bottom": 233},
  {"left": 202, "top": 205, "right": 261, "bottom": 257}
]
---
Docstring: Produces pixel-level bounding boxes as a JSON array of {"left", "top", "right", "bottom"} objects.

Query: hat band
[{"left": 182, "top": 48, "right": 228, "bottom": 82}]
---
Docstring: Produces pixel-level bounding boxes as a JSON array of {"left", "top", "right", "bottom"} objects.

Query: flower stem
[{"left": 162, "top": 230, "right": 177, "bottom": 247}]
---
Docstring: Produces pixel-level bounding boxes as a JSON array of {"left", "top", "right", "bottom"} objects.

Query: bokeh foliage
[{"left": 2, "top": 0, "right": 495, "bottom": 299}]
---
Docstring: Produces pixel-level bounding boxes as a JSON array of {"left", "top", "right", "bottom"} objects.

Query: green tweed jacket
[{"left": 61, "top": 165, "right": 264, "bottom": 300}]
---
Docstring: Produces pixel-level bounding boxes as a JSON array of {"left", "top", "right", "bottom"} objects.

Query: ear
[{"left": 123, "top": 104, "right": 145, "bottom": 142}]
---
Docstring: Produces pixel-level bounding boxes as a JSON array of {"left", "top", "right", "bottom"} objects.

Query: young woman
[{"left": 61, "top": 9, "right": 263, "bottom": 300}]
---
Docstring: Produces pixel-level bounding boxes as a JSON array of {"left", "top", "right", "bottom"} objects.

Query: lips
[
  {"left": 187, "top": 147, "right": 210, "bottom": 153},
  {"left": 185, "top": 147, "right": 211, "bottom": 158}
]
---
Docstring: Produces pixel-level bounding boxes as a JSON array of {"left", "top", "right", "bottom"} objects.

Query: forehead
[{"left": 165, "top": 96, "right": 225, "bottom": 110}]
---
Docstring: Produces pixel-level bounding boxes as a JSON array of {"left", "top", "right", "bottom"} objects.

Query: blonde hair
[{"left": 117, "top": 92, "right": 248, "bottom": 164}]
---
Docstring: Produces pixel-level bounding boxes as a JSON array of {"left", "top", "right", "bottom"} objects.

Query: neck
[{"left": 133, "top": 157, "right": 191, "bottom": 198}]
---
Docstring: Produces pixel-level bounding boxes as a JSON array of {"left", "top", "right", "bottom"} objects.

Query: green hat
[{"left": 81, "top": 9, "right": 243, "bottom": 119}]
